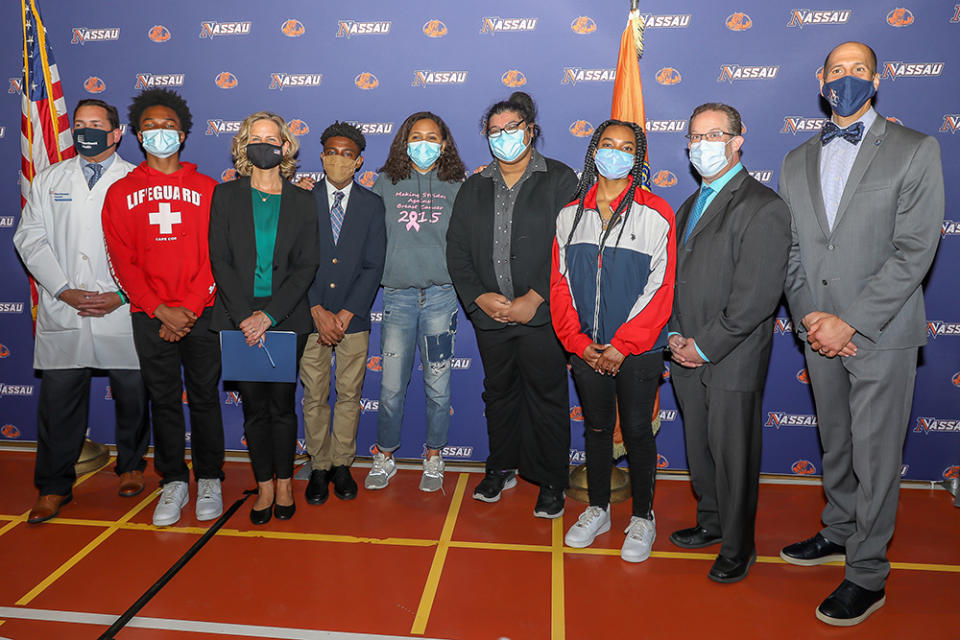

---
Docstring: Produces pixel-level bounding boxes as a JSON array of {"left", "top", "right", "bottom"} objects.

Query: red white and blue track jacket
[{"left": 550, "top": 180, "right": 676, "bottom": 359}]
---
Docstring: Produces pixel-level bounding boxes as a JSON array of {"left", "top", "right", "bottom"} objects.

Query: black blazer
[
  {"left": 446, "top": 155, "right": 578, "bottom": 330},
  {"left": 668, "top": 168, "right": 791, "bottom": 391},
  {"left": 209, "top": 176, "right": 320, "bottom": 334},
  {"left": 306, "top": 180, "right": 386, "bottom": 334}
]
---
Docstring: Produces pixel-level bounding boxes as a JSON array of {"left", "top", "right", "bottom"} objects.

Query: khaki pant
[{"left": 300, "top": 331, "right": 370, "bottom": 470}]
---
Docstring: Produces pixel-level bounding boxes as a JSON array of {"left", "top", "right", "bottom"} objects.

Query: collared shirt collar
[{"left": 81, "top": 151, "right": 116, "bottom": 172}]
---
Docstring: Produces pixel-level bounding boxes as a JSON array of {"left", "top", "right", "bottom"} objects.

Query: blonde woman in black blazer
[{"left": 209, "top": 111, "right": 319, "bottom": 525}]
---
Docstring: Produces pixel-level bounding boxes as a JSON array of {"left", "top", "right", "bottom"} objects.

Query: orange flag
[{"left": 610, "top": 11, "right": 651, "bottom": 189}]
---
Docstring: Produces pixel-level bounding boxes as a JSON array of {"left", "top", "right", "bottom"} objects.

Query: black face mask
[
  {"left": 246, "top": 143, "right": 284, "bottom": 170},
  {"left": 73, "top": 127, "right": 114, "bottom": 158}
]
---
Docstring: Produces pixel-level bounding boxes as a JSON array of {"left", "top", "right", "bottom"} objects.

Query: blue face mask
[
  {"left": 821, "top": 75, "right": 876, "bottom": 118},
  {"left": 488, "top": 129, "right": 528, "bottom": 163},
  {"left": 406, "top": 140, "right": 442, "bottom": 171},
  {"left": 74, "top": 127, "right": 114, "bottom": 158},
  {"left": 594, "top": 148, "right": 634, "bottom": 179},
  {"left": 141, "top": 128, "right": 181, "bottom": 159}
]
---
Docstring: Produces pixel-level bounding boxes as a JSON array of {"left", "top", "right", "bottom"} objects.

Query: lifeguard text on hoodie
[{"left": 101, "top": 161, "right": 218, "bottom": 318}]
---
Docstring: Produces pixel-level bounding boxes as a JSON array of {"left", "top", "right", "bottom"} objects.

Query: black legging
[{"left": 571, "top": 351, "right": 662, "bottom": 518}]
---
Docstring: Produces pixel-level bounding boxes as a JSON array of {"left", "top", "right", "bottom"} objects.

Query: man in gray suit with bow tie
[{"left": 779, "top": 41, "right": 944, "bottom": 627}]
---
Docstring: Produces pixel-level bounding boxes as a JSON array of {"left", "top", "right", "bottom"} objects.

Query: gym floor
[{"left": 0, "top": 449, "right": 957, "bottom": 639}]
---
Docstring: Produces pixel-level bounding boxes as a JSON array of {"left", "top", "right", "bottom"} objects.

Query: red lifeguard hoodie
[{"left": 102, "top": 161, "right": 217, "bottom": 317}]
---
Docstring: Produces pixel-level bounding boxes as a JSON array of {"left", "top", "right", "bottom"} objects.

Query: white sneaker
[
  {"left": 365, "top": 452, "right": 396, "bottom": 490},
  {"left": 420, "top": 455, "right": 445, "bottom": 492},
  {"left": 195, "top": 478, "right": 223, "bottom": 521},
  {"left": 152, "top": 481, "right": 189, "bottom": 527},
  {"left": 621, "top": 513, "right": 656, "bottom": 563},
  {"left": 564, "top": 505, "right": 611, "bottom": 548}
]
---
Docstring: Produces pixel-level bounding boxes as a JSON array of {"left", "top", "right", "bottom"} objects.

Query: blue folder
[{"left": 220, "top": 330, "right": 297, "bottom": 383}]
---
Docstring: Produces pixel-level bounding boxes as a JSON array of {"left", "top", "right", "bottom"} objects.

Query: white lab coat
[{"left": 13, "top": 153, "right": 140, "bottom": 370}]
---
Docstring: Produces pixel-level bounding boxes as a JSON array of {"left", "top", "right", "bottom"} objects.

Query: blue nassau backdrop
[{"left": 1, "top": 1, "right": 957, "bottom": 481}]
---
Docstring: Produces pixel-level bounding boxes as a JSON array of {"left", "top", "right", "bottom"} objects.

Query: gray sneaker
[
  {"left": 195, "top": 478, "right": 223, "bottom": 521},
  {"left": 152, "top": 481, "right": 189, "bottom": 527},
  {"left": 419, "top": 455, "right": 445, "bottom": 492},
  {"left": 365, "top": 452, "right": 396, "bottom": 490}
]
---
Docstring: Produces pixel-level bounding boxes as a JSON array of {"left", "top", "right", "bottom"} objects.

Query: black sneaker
[
  {"left": 534, "top": 484, "right": 565, "bottom": 519},
  {"left": 472, "top": 469, "right": 517, "bottom": 503},
  {"left": 780, "top": 532, "right": 845, "bottom": 566},
  {"left": 816, "top": 580, "right": 885, "bottom": 626},
  {"left": 332, "top": 465, "right": 358, "bottom": 500}
]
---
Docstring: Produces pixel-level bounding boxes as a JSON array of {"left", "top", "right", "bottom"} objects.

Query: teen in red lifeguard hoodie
[{"left": 102, "top": 88, "right": 224, "bottom": 528}]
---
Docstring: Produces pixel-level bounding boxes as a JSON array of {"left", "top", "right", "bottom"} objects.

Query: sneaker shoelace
[
  {"left": 424, "top": 458, "right": 443, "bottom": 477},
  {"left": 371, "top": 454, "right": 390, "bottom": 475},
  {"left": 161, "top": 485, "right": 183, "bottom": 505},
  {"left": 198, "top": 481, "right": 218, "bottom": 501},
  {"left": 625, "top": 517, "right": 654, "bottom": 540},
  {"left": 576, "top": 506, "right": 605, "bottom": 528}
]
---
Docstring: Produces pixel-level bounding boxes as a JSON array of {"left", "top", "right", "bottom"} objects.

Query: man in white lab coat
[{"left": 14, "top": 99, "right": 149, "bottom": 523}]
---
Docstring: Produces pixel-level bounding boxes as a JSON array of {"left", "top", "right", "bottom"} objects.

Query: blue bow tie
[{"left": 821, "top": 121, "right": 864, "bottom": 145}]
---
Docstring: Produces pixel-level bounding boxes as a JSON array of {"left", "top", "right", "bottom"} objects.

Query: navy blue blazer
[{"left": 307, "top": 180, "right": 386, "bottom": 334}]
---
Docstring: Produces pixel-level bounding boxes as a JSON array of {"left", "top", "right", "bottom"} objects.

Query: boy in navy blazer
[{"left": 299, "top": 122, "right": 386, "bottom": 504}]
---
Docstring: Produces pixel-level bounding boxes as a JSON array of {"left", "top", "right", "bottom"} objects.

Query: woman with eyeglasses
[
  {"left": 209, "top": 111, "right": 319, "bottom": 525},
  {"left": 550, "top": 119, "right": 675, "bottom": 561},
  {"left": 446, "top": 91, "right": 578, "bottom": 518}
]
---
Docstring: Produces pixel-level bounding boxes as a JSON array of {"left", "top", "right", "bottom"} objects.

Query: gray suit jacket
[
  {"left": 669, "top": 168, "right": 791, "bottom": 392},
  {"left": 779, "top": 116, "right": 944, "bottom": 349}
]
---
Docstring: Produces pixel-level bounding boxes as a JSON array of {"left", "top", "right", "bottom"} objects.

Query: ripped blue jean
[{"left": 376, "top": 284, "right": 458, "bottom": 452}]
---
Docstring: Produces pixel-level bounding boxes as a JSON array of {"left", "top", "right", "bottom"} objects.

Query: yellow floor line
[
  {"left": 450, "top": 540, "right": 552, "bottom": 553},
  {"left": 410, "top": 472, "right": 468, "bottom": 635},
  {"left": 551, "top": 518, "right": 565, "bottom": 640},
  {"left": 15, "top": 488, "right": 160, "bottom": 606},
  {"left": 0, "top": 458, "right": 112, "bottom": 540}
]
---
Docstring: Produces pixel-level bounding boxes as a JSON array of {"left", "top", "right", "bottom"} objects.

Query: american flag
[{"left": 20, "top": 0, "right": 75, "bottom": 325}]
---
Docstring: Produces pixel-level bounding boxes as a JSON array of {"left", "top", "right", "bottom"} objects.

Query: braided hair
[{"left": 563, "top": 119, "right": 648, "bottom": 257}]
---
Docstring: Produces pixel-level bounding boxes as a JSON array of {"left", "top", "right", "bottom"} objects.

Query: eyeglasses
[
  {"left": 488, "top": 120, "right": 525, "bottom": 138},
  {"left": 684, "top": 130, "right": 737, "bottom": 143}
]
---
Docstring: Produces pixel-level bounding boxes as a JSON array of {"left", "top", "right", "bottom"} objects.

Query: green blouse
[{"left": 251, "top": 188, "right": 281, "bottom": 300}]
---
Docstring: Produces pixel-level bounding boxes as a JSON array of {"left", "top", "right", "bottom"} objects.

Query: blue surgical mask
[
  {"left": 821, "top": 75, "right": 876, "bottom": 118},
  {"left": 406, "top": 140, "right": 442, "bottom": 171},
  {"left": 594, "top": 148, "right": 634, "bottom": 179},
  {"left": 141, "top": 128, "right": 181, "bottom": 159},
  {"left": 488, "top": 129, "right": 528, "bottom": 163},
  {"left": 689, "top": 140, "right": 729, "bottom": 178}
]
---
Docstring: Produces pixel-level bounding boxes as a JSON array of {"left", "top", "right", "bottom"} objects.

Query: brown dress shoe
[
  {"left": 28, "top": 493, "right": 72, "bottom": 524},
  {"left": 118, "top": 470, "right": 145, "bottom": 497}
]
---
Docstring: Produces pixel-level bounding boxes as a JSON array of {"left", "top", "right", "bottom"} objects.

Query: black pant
[
  {"left": 237, "top": 334, "right": 308, "bottom": 483},
  {"left": 671, "top": 373, "right": 762, "bottom": 561},
  {"left": 35, "top": 368, "right": 149, "bottom": 496},
  {"left": 132, "top": 308, "right": 224, "bottom": 484},
  {"left": 571, "top": 352, "right": 661, "bottom": 518},
  {"left": 475, "top": 323, "right": 570, "bottom": 488}
]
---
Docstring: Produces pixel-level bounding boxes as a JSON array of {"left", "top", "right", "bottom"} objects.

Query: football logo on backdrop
[
  {"left": 1, "top": 424, "right": 20, "bottom": 439},
  {"left": 0, "top": 344, "right": 9, "bottom": 358},
  {"left": 569, "top": 120, "right": 594, "bottom": 137},
  {"left": 569, "top": 406, "right": 584, "bottom": 421},
  {"left": 355, "top": 72, "right": 379, "bottom": 89},
  {"left": 215, "top": 72, "right": 238, "bottom": 89},
  {"left": 652, "top": 170, "right": 677, "bottom": 187},
  {"left": 886, "top": 116, "right": 904, "bottom": 125},
  {"left": 887, "top": 8, "right": 915, "bottom": 27},
  {"left": 501, "top": 70, "right": 526, "bottom": 87},
  {"left": 423, "top": 20, "right": 448, "bottom": 37},
  {"left": 281, "top": 19, "right": 305, "bottom": 37},
  {"left": 726, "top": 12, "right": 753, "bottom": 30},
  {"left": 570, "top": 16, "right": 597, "bottom": 34},
  {"left": 148, "top": 25, "right": 171, "bottom": 42},
  {"left": 656, "top": 454, "right": 669, "bottom": 469},
  {"left": 366, "top": 355, "right": 382, "bottom": 371},
  {"left": 656, "top": 67, "right": 682, "bottom": 85},
  {"left": 220, "top": 168, "right": 237, "bottom": 182},
  {"left": 951, "top": 371, "right": 960, "bottom": 387},
  {"left": 358, "top": 171, "right": 377, "bottom": 188},
  {"left": 796, "top": 369, "right": 810, "bottom": 384},
  {"left": 83, "top": 76, "right": 106, "bottom": 93},
  {"left": 288, "top": 119, "right": 310, "bottom": 135},
  {"left": 791, "top": 459, "right": 816, "bottom": 475}
]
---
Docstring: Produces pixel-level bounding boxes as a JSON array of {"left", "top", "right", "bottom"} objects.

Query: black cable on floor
[{"left": 96, "top": 487, "right": 257, "bottom": 640}]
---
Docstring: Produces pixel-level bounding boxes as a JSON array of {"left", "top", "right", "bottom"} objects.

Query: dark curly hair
[
  {"left": 378, "top": 112, "right": 466, "bottom": 184},
  {"left": 481, "top": 91, "right": 540, "bottom": 146},
  {"left": 127, "top": 88, "right": 193, "bottom": 139},
  {"left": 563, "top": 119, "right": 648, "bottom": 258},
  {"left": 320, "top": 121, "right": 366, "bottom": 153}
]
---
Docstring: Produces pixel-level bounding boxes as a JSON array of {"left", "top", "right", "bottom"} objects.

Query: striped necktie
[
  {"left": 330, "top": 190, "right": 344, "bottom": 244},
  {"left": 87, "top": 163, "right": 103, "bottom": 190},
  {"left": 683, "top": 186, "right": 713, "bottom": 243}
]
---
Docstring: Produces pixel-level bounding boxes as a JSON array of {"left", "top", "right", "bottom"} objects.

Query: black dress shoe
[
  {"left": 274, "top": 501, "right": 296, "bottom": 520},
  {"left": 780, "top": 532, "right": 845, "bottom": 566},
  {"left": 250, "top": 504, "right": 272, "bottom": 525},
  {"left": 816, "top": 579, "right": 885, "bottom": 626},
  {"left": 670, "top": 525, "right": 722, "bottom": 549},
  {"left": 305, "top": 468, "right": 331, "bottom": 505},
  {"left": 708, "top": 551, "right": 756, "bottom": 583},
  {"left": 332, "top": 465, "right": 358, "bottom": 500}
]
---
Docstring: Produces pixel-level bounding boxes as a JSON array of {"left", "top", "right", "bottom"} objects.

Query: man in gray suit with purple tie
[{"left": 778, "top": 41, "right": 944, "bottom": 627}]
